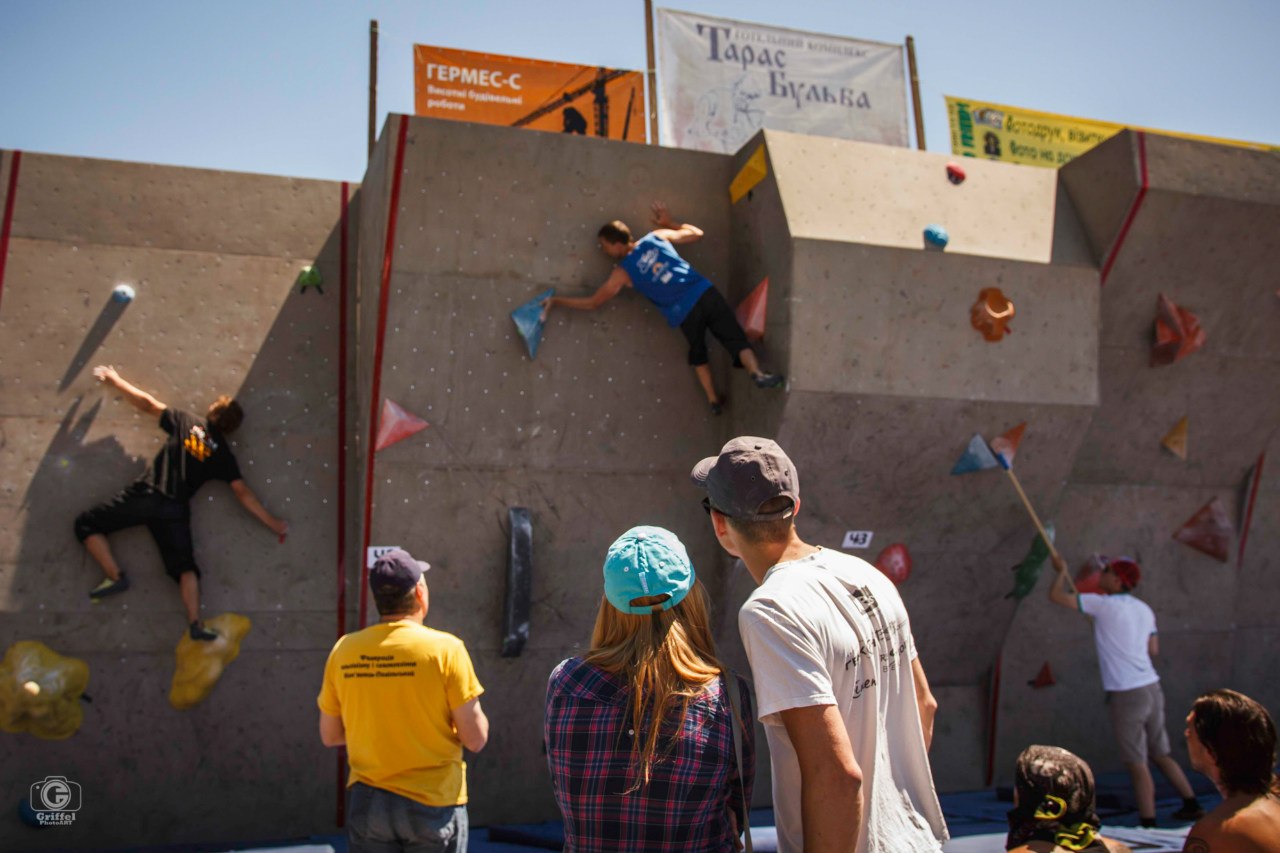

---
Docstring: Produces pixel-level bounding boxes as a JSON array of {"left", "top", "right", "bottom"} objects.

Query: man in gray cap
[
  {"left": 692, "top": 437, "right": 947, "bottom": 853},
  {"left": 318, "top": 549, "right": 488, "bottom": 853}
]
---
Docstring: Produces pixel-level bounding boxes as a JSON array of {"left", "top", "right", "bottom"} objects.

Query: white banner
[{"left": 656, "top": 9, "right": 909, "bottom": 153}]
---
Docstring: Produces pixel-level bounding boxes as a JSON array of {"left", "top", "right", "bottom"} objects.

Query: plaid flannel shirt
[{"left": 545, "top": 657, "right": 755, "bottom": 852}]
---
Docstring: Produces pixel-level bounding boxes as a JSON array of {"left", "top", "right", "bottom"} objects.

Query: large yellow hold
[
  {"left": 169, "top": 613, "right": 251, "bottom": 710},
  {"left": 0, "top": 641, "right": 90, "bottom": 740}
]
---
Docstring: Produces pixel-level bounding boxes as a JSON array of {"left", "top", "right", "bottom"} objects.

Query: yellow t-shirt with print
[{"left": 318, "top": 620, "right": 483, "bottom": 807}]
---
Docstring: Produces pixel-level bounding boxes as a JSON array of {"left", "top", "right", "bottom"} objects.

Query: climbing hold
[
  {"left": 1006, "top": 523, "right": 1055, "bottom": 600},
  {"left": 501, "top": 507, "right": 534, "bottom": 658},
  {"left": 1161, "top": 416, "right": 1189, "bottom": 460},
  {"left": 1151, "top": 293, "right": 1205, "bottom": 366},
  {"left": 375, "top": 398, "right": 429, "bottom": 452},
  {"left": 989, "top": 422, "right": 1027, "bottom": 469},
  {"left": 735, "top": 277, "right": 769, "bottom": 343},
  {"left": 169, "top": 613, "right": 251, "bottom": 710},
  {"left": 970, "top": 288, "right": 1015, "bottom": 341},
  {"left": 1028, "top": 662, "right": 1055, "bottom": 689},
  {"left": 296, "top": 265, "right": 324, "bottom": 295},
  {"left": 511, "top": 288, "right": 554, "bottom": 359},
  {"left": 873, "top": 543, "right": 912, "bottom": 585},
  {"left": 729, "top": 145, "right": 768, "bottom": 204},
  {"left": 1172, "top": 497, "right": 1233, "bottom": 563},
  {"left": 1073, "top": 554, "right": 1106, "bottom": 594},
  {"left": 111, "top": 283, "right": 135, "bottom": 304},
  {"left": 924, "top": 224, "right": 949, "bottom": 250},
  {"left": 0, "top": 641, "right": 89, "bottom": 740},
  {"left": 951, "top": 434, "right": 999, "bottom": 475},
  {"left": 946, "top": 162, "right": 966, "bottom": 185}
]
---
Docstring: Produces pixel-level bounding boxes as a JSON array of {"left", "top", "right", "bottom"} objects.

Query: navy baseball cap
[{"left": 369, "top": 548, "right": 430, "bottom": 597}]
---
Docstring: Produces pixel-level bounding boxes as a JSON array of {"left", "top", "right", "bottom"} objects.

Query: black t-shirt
[{"left": 140, "top": 409, "right": 242, "bottom": 503}]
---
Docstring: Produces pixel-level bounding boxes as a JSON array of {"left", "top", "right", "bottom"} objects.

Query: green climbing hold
[
  {"left": 1006, "top": 522, "right": 1055, "bottom": 600},
  {"left": 296, "top": 265, "right": 324, "bottom": 295}
]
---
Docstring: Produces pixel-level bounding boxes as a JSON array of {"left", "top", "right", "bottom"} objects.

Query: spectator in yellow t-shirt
[{"left": 318, "top": 549, "right": 488, "bottom": 853}]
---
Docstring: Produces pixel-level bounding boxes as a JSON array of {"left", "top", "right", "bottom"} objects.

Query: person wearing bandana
[{"left": 1006, "top": 745, "right": 1132, "bottom": 853}]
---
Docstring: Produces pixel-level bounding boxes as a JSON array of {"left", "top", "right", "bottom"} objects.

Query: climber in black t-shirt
[{"left": 75, "top": 365, "right": 288, "bottom": 641}]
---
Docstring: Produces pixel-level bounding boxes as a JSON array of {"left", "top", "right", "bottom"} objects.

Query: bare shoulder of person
[{"left": 1101, "top": 837, "right": 1134, "bottom": 853}]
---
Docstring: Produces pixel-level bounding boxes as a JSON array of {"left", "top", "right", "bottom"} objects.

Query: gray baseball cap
[
  {"left": 690, "top": 436, "right": 799, "bottom": 521},
  {"left": 369, "top": 548, "right": 431, "bottom": 597}
]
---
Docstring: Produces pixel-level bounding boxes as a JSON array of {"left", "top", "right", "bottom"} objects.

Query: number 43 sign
[{"left": 842, "top": 531, "right": 874, "bottom": 549}]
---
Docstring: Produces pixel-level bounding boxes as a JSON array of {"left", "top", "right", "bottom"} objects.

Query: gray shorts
[{"left": 1107, "top": 681, "right": 1171, "bottom": 765}]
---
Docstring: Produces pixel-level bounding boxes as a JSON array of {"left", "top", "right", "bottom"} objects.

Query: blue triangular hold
[
  {"left": 951, "top": 434, "right": 1000, "bottom": 475},
  {"left": 511, "top": 288, "right": 554, "bottom": 359}
]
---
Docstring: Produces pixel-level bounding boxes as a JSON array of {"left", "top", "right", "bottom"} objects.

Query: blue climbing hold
[
  {"left": 924, "top": 225, "right": 949, "bottom": 250},
  {"left": 511, "top": 288, "right": 554, "bottom": 359}
]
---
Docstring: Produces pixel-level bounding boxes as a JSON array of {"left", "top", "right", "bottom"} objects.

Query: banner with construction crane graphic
[{"left": 414, "top": 44, "right": 647, "bottom": 142}]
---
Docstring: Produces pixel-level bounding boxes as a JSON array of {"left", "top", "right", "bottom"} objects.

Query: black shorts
[
  {"left": 74, "top": 483, "right": 199, "bottom": 581},
  {"left": 678, "top": 287, "right": 751, "bottom": 367}
]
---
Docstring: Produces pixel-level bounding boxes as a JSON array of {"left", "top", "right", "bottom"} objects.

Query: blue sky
[{"left": 2, "top": 0, "right": 1276, "bottom": 182}]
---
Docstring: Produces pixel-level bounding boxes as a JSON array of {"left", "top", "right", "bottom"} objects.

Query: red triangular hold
[
  {"left": 1029, "top": 662, "right": 1055, "bottom": 689},
  {"left": 1172, "top": 496, "right": 1234, "bottom": 563},
  {"left": 735, "top": 278, "right": 769, "bottom": 342},
  {"left": 989, "top": 422, "right": 1027, "bottom": 468},
  {"left": 375, "top": 398, "right": 428, "bottom": 452},
  {"left": 1151, "top": 294, "right": 1206, "bottom": 366}
]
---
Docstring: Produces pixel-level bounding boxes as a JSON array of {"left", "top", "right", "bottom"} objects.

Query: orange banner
[{"left": 413, "top": 45, "right": 646, "bottom": 142}]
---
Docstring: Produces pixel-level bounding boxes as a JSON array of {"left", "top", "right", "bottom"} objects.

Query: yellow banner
[
  {"left": 946, "top": 96, "right": 1277, "bottom": 168},
  {"left": 414, "top": 45, "right": 646, "bottom": 143}
]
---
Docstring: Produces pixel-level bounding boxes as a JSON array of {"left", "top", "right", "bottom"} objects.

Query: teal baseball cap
[{"left": 603, "top": 526, "right": 695, "bottom": 615}]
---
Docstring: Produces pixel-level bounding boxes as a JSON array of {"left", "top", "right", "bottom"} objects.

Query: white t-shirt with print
[
  {"left": 1078, "top": 592, "right": 1159, "bottom": 692},
  {"left": 738, "top": 549, "right": 947, "bottom": 853}
]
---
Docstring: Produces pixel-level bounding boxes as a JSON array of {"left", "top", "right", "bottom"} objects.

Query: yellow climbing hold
[
  {"left": 169, "top": 613, "right": 251, "bottom": 710},
  {"left": 729, "top": 145, "right": 768, "bottom": 204},
  {"left": 1161, "top": 416, "right": 1189, "bottom": 460},
  {"left": 0, "top": 641, "right": 90, "bottom": 740}
]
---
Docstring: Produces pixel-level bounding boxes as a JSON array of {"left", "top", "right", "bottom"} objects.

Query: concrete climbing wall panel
[
  {"left": 0, "top": 150, "right": 356, "bottom": 849},
  {"left": 351, "top": 117, "right": 740, "bottom": 824}
]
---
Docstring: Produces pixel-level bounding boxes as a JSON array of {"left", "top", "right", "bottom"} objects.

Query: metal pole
[
  {"left": 644, "top": 0, "right": 659, "bottom": 144},
  {"left": 368, "top": 20, "right": 379, "bottom": 158},
  {"left": 906, "top": 36, "right": 925, "bottom": 150}
]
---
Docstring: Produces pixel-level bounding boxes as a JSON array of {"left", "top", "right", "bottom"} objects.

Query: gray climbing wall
[
  {"left": 0, "top": 149, "right": 358, "bottom": 849},
  {"left": 2, "top": 117, "right": 1277, "bottom": 848}
]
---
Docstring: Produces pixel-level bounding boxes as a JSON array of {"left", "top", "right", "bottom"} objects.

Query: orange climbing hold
[
  {"left": 1161, "top": 416, "right": 1189, "bottom": 460},
  {"left": 970, "top": 288, "right": 1015, "bottom": 342},
  {"left": 375, "top": 398, "right": 429, "bottom": 452},
  {"left": 736, "top": 277, "right": 769, "bottom": 342},
  {"left": 990, "top": 422, "right": 1027, "bottom": 469},
  {"left": 1172, "top": 497, "right": 1234, "bottom": 563},
  {"left": 1151, "top": 294, "right": 1206, "bottom": 366}
]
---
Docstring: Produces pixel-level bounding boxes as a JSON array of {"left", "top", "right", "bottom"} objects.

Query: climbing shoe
[
  {"left": 1171, "top": 800, "right": 1205, "bottom": 821},
  {"left": 710, "top": 399, "right": 725, "bottom": 416},
  {"left": 753, "top": 373, "right": 784, "bottom": 389},
  {"left": 189, "top": 621, "right": 219, "bottom": 642},
  {"left": 89, "top": 573, "right": 130, "bottom": 601}
]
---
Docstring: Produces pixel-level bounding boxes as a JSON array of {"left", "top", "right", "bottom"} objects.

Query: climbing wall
[
  {"left": 0, "top": 149, "right": 356, "bottom": 849},
  {"left": 350, "top": 116, "right": 740, "bottom": 825},
  {"left": 993, "top": 132, "right": 1280, "bottom": 791}
]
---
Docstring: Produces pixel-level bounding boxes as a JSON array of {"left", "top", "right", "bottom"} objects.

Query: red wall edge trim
[
  {"left": 1099, "top": 131, "right": 1148, "bottom": 286},
  {"left": 335, "top": 181, "right": 350, "bottom": 830},
  {"left": 984, "top": 652, "right": 1002, "bottom": 787},
  {"left": 1238, "top": 451, "right": 1266, "bottom": 569},
  {"left": 359, "top": 116, "right": 410, "bottom": 629},
  {"left": 0, "top": 150, "right": 23, "bottom": 311}
]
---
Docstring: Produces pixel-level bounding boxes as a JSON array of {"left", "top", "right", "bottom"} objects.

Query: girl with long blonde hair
[{"left": 545, "top": 526, "right": 754, "bottom": 852}]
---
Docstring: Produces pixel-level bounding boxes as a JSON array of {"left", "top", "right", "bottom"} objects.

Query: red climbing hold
[
  {"left": 946, "top": 162, "right": 966, "bottom": 185},
  {"left": 736, "top": 277, "right": 769, "bottom": 343},
  {"left": 874, "top": 543, "right": 912, "bottom": 585},
  {"left": 375, "top": 398, "right": 429, "bottom": 452},
  {"left": 1172, "top": 496, "right": 1233, "bottom": 563},
  {"left": 1029, "top": 662, "right": 1055, "bottom": 689},
  {"left": 1151, "top": 294, "right": 1206, "bottom": 366}
]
